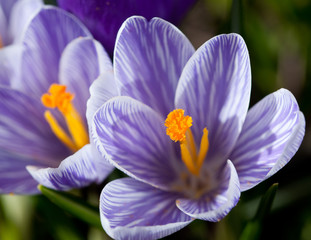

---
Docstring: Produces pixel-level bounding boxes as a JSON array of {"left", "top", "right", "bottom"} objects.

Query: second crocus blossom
[
  {"left": 0, "top": 6, "right": 114, "bottom": 194},
  {"left": 0, "top": 0, "right": 42, "bottom": 86},
  {"left": 91, "top": 16, "right": 305, "bottom": 239},
  {"left": 57, "top": 0, "right": 196, "bottom": 55}
]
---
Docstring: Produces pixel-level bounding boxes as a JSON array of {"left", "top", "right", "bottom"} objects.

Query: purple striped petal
[
  {"left": 175, "top": 34, "right": 251, "bottom": 164},
  {"left": 176, "top": 160, "right": 240, "bottom": 221},
  {"left": 59, "top": 37, "right": 112, "bottom": 120},
  {"left": 27, "top": 144, "right": 113, "bottom": 190},
  {"left": 14, "top": 6, "right": 91, "bottom": 99},
  {"left": 86, "top": 72, "right": 118, "bottom": 129},
  {"left": 230, "top": 89, "right": 305, "bottom": 191},
  {"left": 0, "top": 87, "right": 70, "bottom": 167},
  {"left": 0, "top": 151, "right": 40, "bottom": 194},
  {"left": 58, "top": 0, "right": 196, "bottom": 55},
  {"left": 92, "top": 96, "right": 179, "bottom": 190},
  {"left": 100, "top": 178, "right": 193, "bottom": 240},
  {"left": 9, "top": 0, "right": 43, "bottom": 43},
  {"left": 114, "top": 16, "right": 195, "bottom": 117}
]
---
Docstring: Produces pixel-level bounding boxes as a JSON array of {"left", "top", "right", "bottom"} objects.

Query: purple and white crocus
[
  {"left": 0, "top": 6, "right": 114, "bottom": 194},
  {"left": 91, "top": 16, "right": 305, "bottom": 239}
]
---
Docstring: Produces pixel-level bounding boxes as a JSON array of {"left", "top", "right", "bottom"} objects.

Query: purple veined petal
[
  {"left": 86, "top": 72, "right": 118, "bottom": 129},
  {"left": 9, "top": 0, "right": 43, "bottom": 43},
  {"left": 0, "top": 87, "right": 70, "bottom": 167},
  {"left": 58, "top": 0, "right": 196, "bottom": 55},
  {"left": 176, "top": 160, "right": 240, "bottom": 221},
  {"left": 114, "top": 16, "right": 195, "bottom": 117},
  {"left": 92, "top": 96, "right": 179, "bottom": 191},
  {"left": 59, "top": 36, "right": 112, "bottom": 120},
  {"left": 229, "top": 89, "right": 305, "bottom": 191},
  {"left": 12, "top": 6, "right": 91, "bottom": 99},
  {"left": 0, "top": 150, "right": 41, "bottom": 194},
  {"left": 175, "top": 33, "right": 251, "bottom": 165},
  {"left": 27, "top": 144, "right": 114, "bottom": 190},
  {"left": 0, "top": 44, "right": 22, "bottom": 86},
  {"left": 100, "top": 178, "right": 193, "bottom": 240}
]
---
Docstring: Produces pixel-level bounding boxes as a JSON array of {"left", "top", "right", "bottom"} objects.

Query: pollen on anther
[
  {"left": 41, "top": 84, "right": 74, "bottom": 114},
  {"left": 165, "top": 109, "right": 192, "bottom": 142}
]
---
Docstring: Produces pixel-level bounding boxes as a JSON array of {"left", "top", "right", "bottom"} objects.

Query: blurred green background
[{"left": 1, "top": 0, "right": 311, "bottom": 239}]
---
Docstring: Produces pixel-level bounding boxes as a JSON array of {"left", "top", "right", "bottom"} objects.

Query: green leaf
[
  {"left": 239, "top": 183, "right": 279, "bottom": 240},
  {"left": 38, "top": 185, "right": 102, "bottom": 229}
]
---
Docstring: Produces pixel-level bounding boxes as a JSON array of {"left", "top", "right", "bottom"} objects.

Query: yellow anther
[
  {"left": 165, "top": 109, "right": 192, "bottom": 142},
  {"left": 165, "top": 109, "right": 209, "bottom": 176},
  {"left": 41, "top": 84, "right": 89, "bottom": 151}
]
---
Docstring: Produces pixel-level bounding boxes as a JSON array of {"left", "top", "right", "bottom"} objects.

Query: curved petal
[
  {"left": 13, "top": 6, "right": 91, "bottom": 99},
  {"left": 175, "top": 34, "right": 251, "bottom": 164},
  {"left": 86, "top": 72, "right": 118, "bottom": 129},
  {"left": 0, "top": 87, "right": 70, "bottom": 167},
  {"left": 92, "top": 96, "right": 179, "bottom": 190},
  {"left": 59, "top": 37, "right": 112, "bottom": 119},
  {"left": 100, "top": 178, "right": 193, "bottom": 240},
  {"left": 9, "top": 0, "right": 43, "bottom": 43},
  {"left": 114, "top": 16, "right": 195, "bottom": 117},
  {"left": 176, "top": 160, "right": 240, "bottom": 221},
  {"left": 27, "top": 144, "right": 113, "bottom": 190},
  {"left": 0, "top": 151, "right": 40, "bottom": 194},
  {"left": 58, "top": 0, "right": 196, "bottom": 55},
  {"left": 229, "top": 89, "right": 305, "bottom": 191}
]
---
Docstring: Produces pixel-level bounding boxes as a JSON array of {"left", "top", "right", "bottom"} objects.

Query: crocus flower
[
  {"left": 0, "top": 6, "right": 114, "bottom": 194},
  {"left": 0, "top": 0, "right": 42, "bottom": 86},
  {"left": 57, "top": 0, "right": 197, "bottom": 55},
  {"left": 91, "top": 16, "right": 305, "bottom": 239}
]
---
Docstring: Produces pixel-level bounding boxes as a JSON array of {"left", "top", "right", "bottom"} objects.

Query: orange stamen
[
  {"left": 165, "top": 109, "right": 209, "bottom": 176},
  {"left": 41, "top": 84, "right": 89, "bottom": 151}
]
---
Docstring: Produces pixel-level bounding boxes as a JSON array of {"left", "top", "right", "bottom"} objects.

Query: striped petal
[
  {"left": 0, "top": 150, "right": 40, "bottom": 194},
  {"left": 27, "top": 144, "right": 113, "bottom": 190},
  {"left": 13, "top": 6, "right": 91, "bottom": 99},
  {"left": 0, "top": 87, "right": 70, "bottom": 167},
  {"left": 175, "top": 34, "right": 251, "bottom": 164},
  {"left": 92, "top": 96, "right": 179, "bottom": 190},
  {"left": 230, "top": 89, "right": 305, "bottom": 191},
  {"left": 114, "top": 16, "right": 195, "bottom": 117},
  {"left": 100, "top": 178, "right": 192, "bottom": 240},
  {"left": 176, "top": 160, "right": 240, "bottom": 221},
  {"left": 86, "top": 72, "right": 118, "bottom": 129},
  {"left": 59, "top": 37, "right": 112, "bottom": 120}
]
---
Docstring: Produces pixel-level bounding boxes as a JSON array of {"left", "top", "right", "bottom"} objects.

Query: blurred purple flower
[
  {"left": 91, "top": 16, "right": 305, "bottom": 239},
  {"left": 0, "top": 6, "right": 114, "bottom": 194},
  {"left": 0, "top": 0, "right": 42, "bottom": 86},
  {"left": 57, "top": 0, "right": 196, "bottom": 55}
]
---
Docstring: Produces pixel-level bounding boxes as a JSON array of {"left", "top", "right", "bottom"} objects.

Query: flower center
[
  {"left": 165, "top": 109, "right": 209, "bottom": 176},
  {"left": 41, "top": 83, "right": 89, "bottom": 152}
]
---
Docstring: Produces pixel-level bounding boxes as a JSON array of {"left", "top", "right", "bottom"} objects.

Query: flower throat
[{"left": 41, "top": 84, "right": 89, "bottom": 152}]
